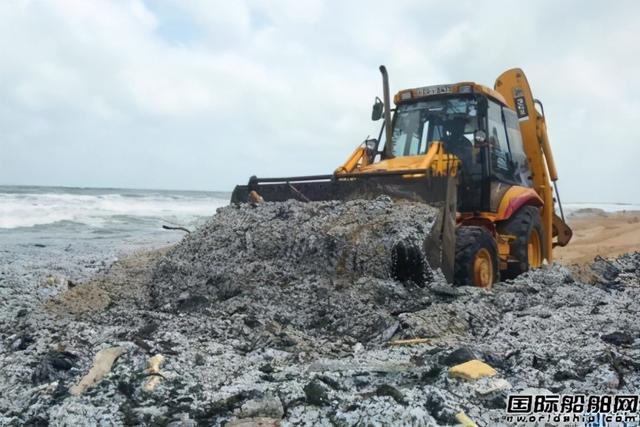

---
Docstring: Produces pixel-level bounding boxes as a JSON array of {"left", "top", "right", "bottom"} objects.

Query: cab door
[{"left": 485, "top": 100, "right": 533, "bottom": 212}]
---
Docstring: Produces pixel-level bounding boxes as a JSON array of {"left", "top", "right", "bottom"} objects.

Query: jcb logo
[{"left": 514, "top": 95, "right": 529, "bottom": 120}]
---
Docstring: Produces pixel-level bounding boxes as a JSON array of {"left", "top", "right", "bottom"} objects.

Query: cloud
[{"left": 0, "top": 0, "right": 639, "bottom": 203}]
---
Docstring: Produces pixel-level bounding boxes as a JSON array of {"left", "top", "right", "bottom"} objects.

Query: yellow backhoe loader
[{"left": 232, "top": 66, "right": 572, "bottom": 287}]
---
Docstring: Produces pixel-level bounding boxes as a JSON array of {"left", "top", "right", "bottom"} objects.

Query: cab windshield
[{"left": 387, "top": 97, "right": 478, "bottom": 159}]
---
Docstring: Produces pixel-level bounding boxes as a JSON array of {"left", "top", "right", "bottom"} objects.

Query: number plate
[{"left": 414, "top": 85, "right": 453, "bottom": 97}]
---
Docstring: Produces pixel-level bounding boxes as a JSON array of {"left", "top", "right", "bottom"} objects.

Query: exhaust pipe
[{"left": 379, "top": 65, "right": 393, "bottom": 157}]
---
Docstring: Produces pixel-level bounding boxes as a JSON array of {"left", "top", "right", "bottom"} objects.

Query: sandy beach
[{"left": 555, "top": 209, "right": 640, "bottom": 265}]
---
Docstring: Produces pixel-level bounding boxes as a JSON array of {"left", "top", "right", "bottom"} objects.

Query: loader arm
[
  {"left": 494, "top": 69, "right": 572, "bottom": 262},
  {"left": 334, "top": 146, "right": 369, "bottom": 174}
]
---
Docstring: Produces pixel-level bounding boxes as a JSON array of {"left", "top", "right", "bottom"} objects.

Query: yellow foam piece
[
  {"left": 455, "top": 411, "right": 478, "bottom": 427},
  {"left": 449, "top": 359, "right": 496, "bottom": 380}
]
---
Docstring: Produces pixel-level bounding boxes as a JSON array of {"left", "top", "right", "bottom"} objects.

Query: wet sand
[{"left": 555, "top": 210, "right": 640, "bottom": 265}]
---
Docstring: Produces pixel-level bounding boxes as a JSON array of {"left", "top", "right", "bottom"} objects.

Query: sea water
[{"left": 0, "top": 185, "right": 229, "bottom": 254}]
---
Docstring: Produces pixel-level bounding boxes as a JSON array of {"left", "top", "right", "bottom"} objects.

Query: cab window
[
  {"left": 503, "top": 108, "right": 531, "bottom": 185},
  {"left": 389, "top": 97, "right": 478, "bottom": 158},
  {"left": 487, "top": 101, "right": 511, "bottom": 174}
]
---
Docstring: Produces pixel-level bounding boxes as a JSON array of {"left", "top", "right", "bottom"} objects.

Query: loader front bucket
[{"left": 231, "top": 171, "right": 458, "bottom": 283}]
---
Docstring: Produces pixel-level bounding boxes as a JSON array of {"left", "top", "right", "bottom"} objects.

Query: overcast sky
[{"left": 1, "top": 0, "right": 639, "bottom": 203}]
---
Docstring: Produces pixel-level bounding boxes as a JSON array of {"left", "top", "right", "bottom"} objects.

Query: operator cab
[{"left": 372, "top": 83, "right": 532, "bottom": 213}]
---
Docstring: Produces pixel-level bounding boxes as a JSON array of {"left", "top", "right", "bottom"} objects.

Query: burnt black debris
[
  {"left": 149, "top": 198, "right": 439, "bottom": 352},
  {"left": 0, "top": 199, "right": 639, "bottom": 426},
  {"left": 151, "top": 197, "right": 439, "bottom": 307}
]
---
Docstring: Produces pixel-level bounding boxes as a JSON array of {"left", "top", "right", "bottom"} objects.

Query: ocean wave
[{"left": 0, "top": 189, "right": 229, "bottom": 229}]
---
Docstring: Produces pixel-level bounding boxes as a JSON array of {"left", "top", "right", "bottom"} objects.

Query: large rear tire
[
  {"left": 497, "top": 205, "right": 544, "bottom": 279},
  {"left": 454, "top": 226, "right": 498, "bottom": 288}
]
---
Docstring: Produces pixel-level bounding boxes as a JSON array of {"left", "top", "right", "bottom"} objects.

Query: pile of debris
[
  {"left": 150, "top": 197, "right": 441, "bottom": 353},
  {"left": 0, "top": 198, "right": 639, "bottom": 426}
]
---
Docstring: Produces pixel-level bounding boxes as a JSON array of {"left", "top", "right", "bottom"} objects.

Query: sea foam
[{"left": 0, "top": 187, "right": 228, "bottom": 229}]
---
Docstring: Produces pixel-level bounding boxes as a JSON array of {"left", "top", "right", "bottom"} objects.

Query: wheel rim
[
  {"left": 527, "top": 229, "right": 542, "bottom": 268},
  {"left": 473, "top": 248, "right": 493, "bottom": 288}
]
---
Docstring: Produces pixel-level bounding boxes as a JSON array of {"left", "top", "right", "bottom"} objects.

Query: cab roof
[{"left": 394, "top": 82, "right": 508, "bottom": 106}]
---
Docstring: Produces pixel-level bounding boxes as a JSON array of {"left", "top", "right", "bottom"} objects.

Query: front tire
[
  {"left": 454, "top": 226, "right": 498, "bottom": 288},
  {"left": 497, "top": 205, "right": 544, "bottom": 279}
]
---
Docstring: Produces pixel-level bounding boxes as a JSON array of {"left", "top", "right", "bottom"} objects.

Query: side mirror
[{"left": 371, "top": 97, "right": 384, "bottom": 121}]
